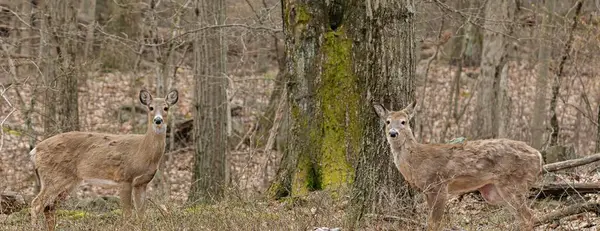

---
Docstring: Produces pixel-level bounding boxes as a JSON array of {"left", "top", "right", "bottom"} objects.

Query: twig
[
  {"left": 0, "top": 86, "right": 16, "bottom": 153},
  {"left": 431, "top": 0, "right": 517, "bottom": 40}
]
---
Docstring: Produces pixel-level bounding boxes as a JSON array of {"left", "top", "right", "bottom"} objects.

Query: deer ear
[
  {"left": 166, "top": 89, "right": 179, "bottom": 106},
  {"left": 373, "top": 104, "right": 389, "bottom": 119},
  {"left": 403, "top": 100, "right": 418, "bottom": 119},
  {"left": 139, "top": 89, "right": 152, "bottom": 106}
]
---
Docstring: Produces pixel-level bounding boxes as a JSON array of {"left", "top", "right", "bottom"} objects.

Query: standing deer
[
  {"left": 30, "top": 89, "right": 178, "bottom": 230},
  {"left": 373, "top": 101, "right": 543, "bottom": 231}
]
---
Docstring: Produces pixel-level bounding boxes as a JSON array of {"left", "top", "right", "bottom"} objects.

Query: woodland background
[{"left": 0, "top": 0, "right": 599, "bottom": 230}]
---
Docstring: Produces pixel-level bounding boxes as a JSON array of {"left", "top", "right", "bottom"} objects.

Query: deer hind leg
[
  {"left": 425, "top": 186, "right": 448, "bottom": 231},
  {"left": 31, "top": 174, "right": 79, "bottom": 231},
  {"left": 495, "top": 184, "right": 535, "bottom": 231}
]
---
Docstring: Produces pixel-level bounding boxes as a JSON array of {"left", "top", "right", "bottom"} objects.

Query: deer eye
[
  {"left": 401, "top": 121, "right": 406, "bottom": 125},
  {"left": 386, "top": 120, "right": 390, "bottom": 125},
  {"left": 149, "top": 106, "right": 154, "bottom": 111},
  {"left": 164, "top": 107, "right": 169, "bottom": 111}
]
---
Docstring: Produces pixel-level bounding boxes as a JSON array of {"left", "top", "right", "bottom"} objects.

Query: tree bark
[
  {"left": 349, "top": 0, "right": 418, "bottom": 224},
  {"left": 39, "top": 0, "right": 80, "bottom": 135},
  {"left": 54, "top": 0, "right": 80, "bottom": 133},
  {"left": 597, "top": 103, "right": 600, "bottom": 153},
  {"left": 471, "top": 0, "right": 515, "bottom": 139},
  {"left": 188, "top": 0, "right": 228, "bottom": 204},
  {"left": 530, "top": 0, "right": 554, "bottom": 150},
  {"left": 268, "top": 0, "right": 357, "bottom": 198},
  {"left": 268, "top": 0, "right": 417, "bottom": 224}
]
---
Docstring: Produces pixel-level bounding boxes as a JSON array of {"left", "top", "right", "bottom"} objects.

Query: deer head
[
  {"left": 139, "top": 89, "right": 179, "bottom": 134},
  {"left": 373, "top": 101, "right": 418, "bottom": 146}
]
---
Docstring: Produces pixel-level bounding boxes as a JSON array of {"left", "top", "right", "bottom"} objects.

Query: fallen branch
[
  {"left": 543, "top": 153, "right": 600, "bottom": 173},
  {"left": 534, "top": 202, "right": 600, "bottom": 227},
  {"left": 532, "top": 183, "right": 600, "bottom": 199}
]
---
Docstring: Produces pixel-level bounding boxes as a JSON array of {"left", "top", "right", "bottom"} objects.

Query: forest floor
[{"left": 1, "top": 60, "right": 600, "bottom": 230}]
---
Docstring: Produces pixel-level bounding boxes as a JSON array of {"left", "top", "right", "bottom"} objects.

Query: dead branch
[
  {"left": 543, "top": 153, "right": 600, "bottom": 172},
  {"left": 532, "top": 183, "right": 600, "bottom": 199},
  {"left": 534, "top": 202, "right": 600, "bottom": 227}
]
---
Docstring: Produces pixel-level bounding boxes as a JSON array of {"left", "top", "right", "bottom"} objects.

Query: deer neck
[
  {"left": 389, "top": 130, "right": 419, "bottom": 169},
  {"left": 135, "top": 125, "right": 167, "bottom": 164}
]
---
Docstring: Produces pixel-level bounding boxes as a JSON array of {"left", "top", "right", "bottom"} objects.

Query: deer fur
[
  {"left": 30, "top": 89, "right": 178, "bottom": 230},
  {"left": 373, "top": 101, "right": 543, "bottom": 231}
]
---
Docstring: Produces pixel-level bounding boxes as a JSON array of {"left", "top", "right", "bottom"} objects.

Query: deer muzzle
[
  {"left": 153, "top": 116, "right": 163, "bottom": 125},
  {"left": 389, "top": 128, "right": 399, "bottom": 138}
]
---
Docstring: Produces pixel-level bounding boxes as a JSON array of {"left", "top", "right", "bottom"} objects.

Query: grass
[{"left": 1, "top": 191, "right": 597, "bottom": 231}]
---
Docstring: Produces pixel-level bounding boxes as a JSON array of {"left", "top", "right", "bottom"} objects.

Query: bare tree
[{"left": 188, "top": 0, "right": 228, "bottom": 203}]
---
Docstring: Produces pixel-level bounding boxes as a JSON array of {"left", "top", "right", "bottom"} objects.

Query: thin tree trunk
[
  {"left": 189, "top": 0, "right": 228, "bottom": 204},
  {"left": 471, "top": 0, "right": 515, "bottom": 139},
  {"left": 596, "top": 103, "right": 600, "bottom": 153},
  {"left": 531, "top": 0, "right": 555, "bottom": 150},
  {"left": 53, "top": 0, "right": 80, "bottom": 132},
  {"left": 549, "top": 0, "right": 583, "bottom": 147}
]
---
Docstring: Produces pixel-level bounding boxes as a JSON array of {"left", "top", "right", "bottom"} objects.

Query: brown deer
[
  {"left": 30, "top": 89, "right": 178, "bottom": 230},
  {"left": 373, "top": 101, "right": 543, "bottom": 231}
]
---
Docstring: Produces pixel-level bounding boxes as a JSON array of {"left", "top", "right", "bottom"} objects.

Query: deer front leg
[
  {"left": 119, "top": 183, "right": 133, "bottom": 218},
  {"left": 425, "top": 186, "right": 448, "bottom": 231},
  {"left": 132, "top": 184, "right": 148, "bottom": 217}
]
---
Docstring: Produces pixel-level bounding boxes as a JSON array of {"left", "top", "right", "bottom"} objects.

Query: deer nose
[
  {"left": 154, "top": 117, "right": 163, "bottom": 125},
  {"left": 389, "top": 129, "right": 398, "bottom": 138}
]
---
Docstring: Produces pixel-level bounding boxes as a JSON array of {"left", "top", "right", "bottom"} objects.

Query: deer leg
[
  {"left": 31, "top": 173, "right": 77, "bottom": 230},
  {"left": 30, "top": 185, "right": 47, "bottom": 228},
  {"left": 132, "top": 184, "right": 148, "bottom": 218},
  {"left": 496, "top": 185, "right": 535, "bottom": 231},
  {"left": 43, "top": 201, "right": 57, "bottom": 231},
  {"left": 120, "top": 183, "right": 133, "bottom": 218},
  {"left": 425, "top": 186, "right": 448, "bottom": 231}
]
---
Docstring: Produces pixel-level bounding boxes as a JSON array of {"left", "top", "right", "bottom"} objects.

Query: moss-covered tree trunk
[
  {"left": 269, "top": 0, "right": 360, "bottom": 198},
  {"left": 269, "top": 1, "right": 416, "bottom": 216}
]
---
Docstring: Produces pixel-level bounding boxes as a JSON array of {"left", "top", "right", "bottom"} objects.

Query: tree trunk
[
  {"left": 269, "top": 1, "right": 417, "bottom": 221},
  {"left": 447, "top": 0, "right": 483, "bottom": 67},
  {"left": 188, "top": 0, "right": 228, "bottom": 204},
  {"left": 471, "top": 0, "right": 515, "bottom": 139},
  {"left": 40, "top": 0, "right": 79, "bottom": 135},
  {"left": 348, "top": 0, "right": 418, "bottom": 224},
  {"left": 54, "top": 0, "right": 80, "bottom": 132},
  {"left": 531, "top": 0, "right": 554, "bottom": 150},
  {"left": 596, "top": 103, "right": 600, "bottom": 153},
  {"left": 269, "top": 0, "right": 362, "bottom": 198}
]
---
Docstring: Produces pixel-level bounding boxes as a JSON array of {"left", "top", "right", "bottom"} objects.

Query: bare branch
[
  {"left": 543, "top": 153, "right": 600, "bottom": 173},
  {"left": 534, "top": 202, "right": 600, "bottom": 227}
]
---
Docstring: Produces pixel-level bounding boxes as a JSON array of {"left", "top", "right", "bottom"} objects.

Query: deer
[
  {"left": 30, "top": 89, "right": 178, "bottom": 231},
  {"left": 373, "top": 101, "right": 543, "bottom": 231}
]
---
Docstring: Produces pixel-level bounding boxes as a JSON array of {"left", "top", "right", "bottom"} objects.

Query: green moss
[
  {"left": 317, "top": 29, "right": 359, "bottom": 191},
  {"left": 57, "top": 210, "right": 89, "bottom": 220},
  {"left": 292, "top": 147, "right": 313, "bottom": 196},
  {"left": 295, "top": 5, "right": 310, "bottom": 24}
]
